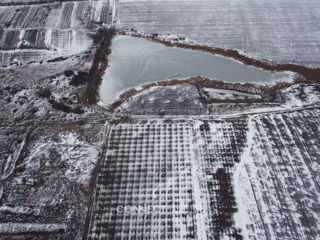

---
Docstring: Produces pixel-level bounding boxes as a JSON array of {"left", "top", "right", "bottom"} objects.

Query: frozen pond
[{"left": 99, "top": 35, "right": 293, "bottom": 104}]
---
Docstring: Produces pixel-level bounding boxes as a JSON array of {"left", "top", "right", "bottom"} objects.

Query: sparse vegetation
[{"left": 84, "top": 28, "right": 115, "bottom": 105}]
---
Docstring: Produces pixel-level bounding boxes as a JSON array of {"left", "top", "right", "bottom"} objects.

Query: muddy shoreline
[{"left": 110, "top": 75, "right": 312, "bottom": 111}]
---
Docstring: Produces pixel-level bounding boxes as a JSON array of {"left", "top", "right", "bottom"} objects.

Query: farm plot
[
  {"left": 87, "top": 118, "right": 249, "bottom": 240},
  {"left": 117, "top": 0, "right": 320, "bottom": 67},
  {"left": 88, "top": 121, "right": 197, "bottom": 239},
  {"left": 0, "top": 0, "right": 90, "bottom": 5},
  {"left": 0, "top": 0, "right": 113, "bottom": 65},
  {"left": 234, "top": 109, "right": 320, "bottom": 239},
  {"left": 194, "top": 119, "right": 248, "bottom": 239}
]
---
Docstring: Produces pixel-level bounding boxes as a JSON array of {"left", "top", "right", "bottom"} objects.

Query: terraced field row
[
  {"left": 0, "top": 0, "right": 107, "bottom": 7},
  {"left": 0, "top": 0, "right": 113, "bottom": 65},
  {"left": 0, "top": 1, "right": 111, "bottom": 30}
]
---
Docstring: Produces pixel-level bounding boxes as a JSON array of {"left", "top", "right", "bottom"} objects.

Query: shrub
[
  {"left": 36, "top": 88, "right": 51, "bottom": 98},
  {"left": 64, "top": 70, "right": 74, "bottom": 77},
  {"left": 70, "top": 71, "right": 89, "bottom": 86}
]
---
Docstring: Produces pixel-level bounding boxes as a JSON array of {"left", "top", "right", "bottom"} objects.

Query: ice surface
[{"left": 99, "top": 35, "right": 292, "bottom": 104}]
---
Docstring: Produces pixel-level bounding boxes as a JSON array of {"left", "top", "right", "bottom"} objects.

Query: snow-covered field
[
  {"left": 0, "top": 121, "right": 105, "bottom": 239},
  {"left": 0, "top": 38, "right": 108, "bottom": 239},
  {"left": 234, "top": 110, "right": 320, "bottom": 239},
  {"left": 117, "top": 0, "right": 320, "bottom": 67},
  {"left": 0, "top": 0, "right": 114, "bottom": 65},
  {"left": 1, "top": 0, "right": 320, "bottom": 239},
  {"left": 87, "top": 109, "right": 320, "bottom": 240},
  {"left": 203, "top": 88, "right": 262, "bottom": 100},
  {"left": 88, "top": 119, "right": 248, "bottom": 240}
]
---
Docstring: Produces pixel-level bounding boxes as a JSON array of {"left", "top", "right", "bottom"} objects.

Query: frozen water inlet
[{"left": 99, "top": 35, "right": 293, "bottom": 105}]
